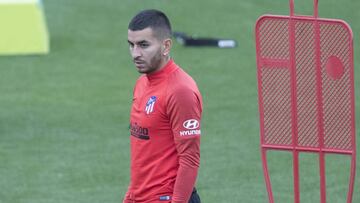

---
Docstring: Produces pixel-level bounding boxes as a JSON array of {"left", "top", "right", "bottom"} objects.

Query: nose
[{"left": 130, "top": 46, "right": 142, "bottom": 59}]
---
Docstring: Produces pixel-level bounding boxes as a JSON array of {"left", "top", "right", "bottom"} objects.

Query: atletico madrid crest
[{"left": 145, "top": 96, "right": 157, "bottom": 114}]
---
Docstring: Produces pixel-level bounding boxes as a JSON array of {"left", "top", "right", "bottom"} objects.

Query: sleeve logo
[
  {"left": 180, "top": 119, "right": 201, "bottom": 136},
  {"left": 183, "top": 119, "right": 200, "bottom": 129}
]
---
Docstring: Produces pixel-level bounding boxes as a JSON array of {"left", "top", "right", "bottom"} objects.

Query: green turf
[{"left": 0, "top": 0, "right": 359, "bottom": 202}]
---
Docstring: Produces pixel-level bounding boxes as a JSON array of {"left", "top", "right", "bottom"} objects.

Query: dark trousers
[{"left": 188, "top": 188, "right": 201, "bottom": 203}]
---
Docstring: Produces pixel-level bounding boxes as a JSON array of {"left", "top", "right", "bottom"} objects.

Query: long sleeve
[
  {"left": 172, "top": 136, "right": 200, "bottom": 203},
  {"left": 167, "top": 86, "right": 202, "bottom": 203}
]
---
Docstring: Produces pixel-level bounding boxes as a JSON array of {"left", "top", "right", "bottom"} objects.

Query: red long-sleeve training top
[{"left": 123, "top": 60, "right": 202, "bottom": 203}]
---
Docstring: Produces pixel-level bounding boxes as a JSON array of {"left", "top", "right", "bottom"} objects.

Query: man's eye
[{"left": 139, "top": 43, "right": 149, "bottom": 48}]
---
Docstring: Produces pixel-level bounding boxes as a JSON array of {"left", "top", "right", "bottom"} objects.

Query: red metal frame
[{"left": 255, "top": 0, "right": 356, "bottom": 202}]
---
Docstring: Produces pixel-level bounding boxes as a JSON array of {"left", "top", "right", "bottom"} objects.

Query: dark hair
[{"left": 128, "top": 9, "right": 172, "bottom": 39}]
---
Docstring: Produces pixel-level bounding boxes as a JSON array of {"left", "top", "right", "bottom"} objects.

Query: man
[{"left": 124, "top": 9, "right": 202, "bottom": 203}]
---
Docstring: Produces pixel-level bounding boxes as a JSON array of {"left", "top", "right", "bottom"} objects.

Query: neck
[{"left": 152, "top": 55, "right": 170, "bottom": 74}]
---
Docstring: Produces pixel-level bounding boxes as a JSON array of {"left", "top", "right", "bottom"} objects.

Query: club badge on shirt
[{"left": 145, "top": 96, "right": 157, "bottom": 114}]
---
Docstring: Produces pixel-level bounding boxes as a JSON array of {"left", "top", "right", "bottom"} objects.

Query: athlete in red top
[{"left": 123, "top": 10, "right": 202, "bottom": 203}]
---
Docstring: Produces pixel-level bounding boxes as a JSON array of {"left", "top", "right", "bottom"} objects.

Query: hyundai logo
[{"left": 183, "top": 119, "right": 199, "bottom": 130}]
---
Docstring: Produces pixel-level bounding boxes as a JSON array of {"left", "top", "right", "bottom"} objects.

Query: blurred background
[{"left": 0, "top": 0, "right": 359, "bottom": 202}]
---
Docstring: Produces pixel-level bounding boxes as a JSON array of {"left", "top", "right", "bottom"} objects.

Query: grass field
[{"left": 0, "top": 0, "right": 359, "bottom": 202}]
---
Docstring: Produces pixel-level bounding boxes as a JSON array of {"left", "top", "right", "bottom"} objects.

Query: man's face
[{"left": 128, "top": 28, "right": 164, "bottom": 74}]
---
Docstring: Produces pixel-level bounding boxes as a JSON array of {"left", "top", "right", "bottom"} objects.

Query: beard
[{"left": 136, "top": 50, "right": 163, "bottom": 74}]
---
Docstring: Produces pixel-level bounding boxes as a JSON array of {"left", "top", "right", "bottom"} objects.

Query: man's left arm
[{"left": 167, "top": 87, "right": 202, "bottom": 203}]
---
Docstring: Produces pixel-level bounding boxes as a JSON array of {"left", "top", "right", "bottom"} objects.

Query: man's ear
[{"left": 162, "top": 38, "right": 172, "bottom": 56}]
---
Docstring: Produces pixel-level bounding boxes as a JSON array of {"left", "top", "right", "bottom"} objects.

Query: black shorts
[{"left": 188, "top": 188, "right": 201, "bottom": 203}]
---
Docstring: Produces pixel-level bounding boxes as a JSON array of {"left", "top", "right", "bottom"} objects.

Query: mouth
[
  {"left": 134, "top": 60, "right": 146, "bottom": 71},
  {"left": 134, "top": 59, "right": 145, "bottom": 65}
]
